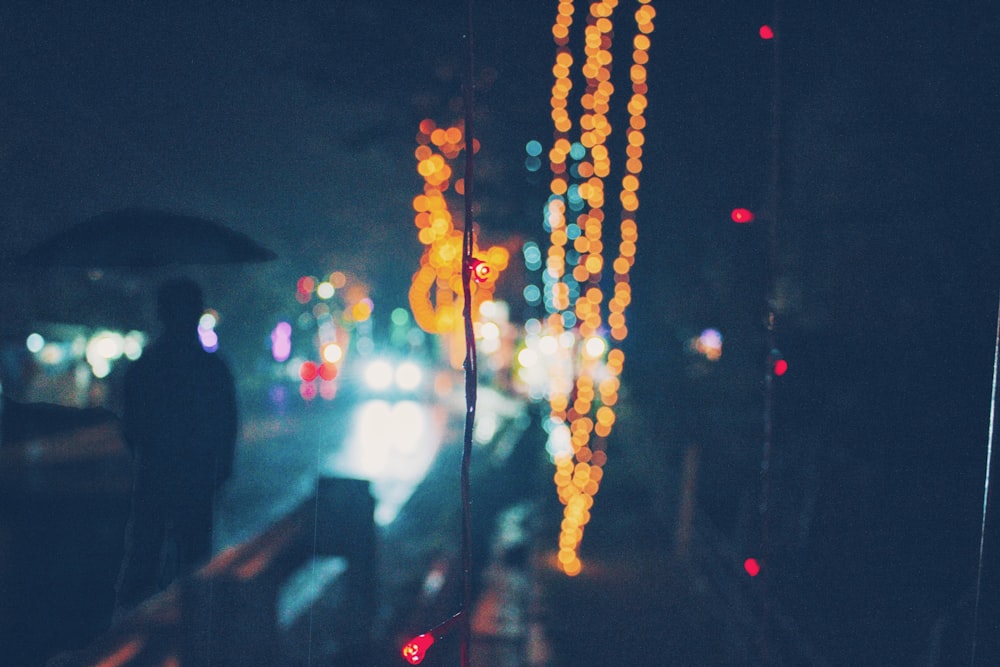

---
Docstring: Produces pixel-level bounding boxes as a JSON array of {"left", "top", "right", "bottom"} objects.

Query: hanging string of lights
[
  {"left": 544, "top": 0, "right": 655, "bottom": 576},
  {"left": 409, "top": 120, "right": 510, "bottom": 368},
  {"left": 402, "top": 1, "right": 486, "bottom": 663}
]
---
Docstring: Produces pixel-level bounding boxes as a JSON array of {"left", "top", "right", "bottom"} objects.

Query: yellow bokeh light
[
  {"left": 543, "top": 0, "right": 653, "bottom": 576},
  {"left": 351, "top": 301, "right": 372, "bottom": 322}
]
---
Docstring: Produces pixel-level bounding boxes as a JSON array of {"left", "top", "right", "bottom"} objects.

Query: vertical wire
[
  {"left": 460, "top": 0, "right": 478, "bottom": 663},
  {"left": 970, "top": 291, "right": 1000, "bottom": 666},
  {"left": 759, "top": 1, "right": 782, "bottom": 663}
]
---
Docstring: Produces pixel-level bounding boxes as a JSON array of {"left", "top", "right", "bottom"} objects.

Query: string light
[
  {"left": 400, "top": 611, "right": 464, "bottom": 664},
  {"left": 409, "top": 119, "right": 510, "bottom": 367},
  {"left": 401, "top": 634, "right": 434, "bottom": 664},
  {"left": 542, "top": 0, "right": 655, "bottom": 575},
  {"left": 469, "top": 257, "right": 492, "bottom": 283}
]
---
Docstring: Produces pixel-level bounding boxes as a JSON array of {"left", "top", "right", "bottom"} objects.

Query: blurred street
[
  {"left": 2, "top": 368, "right": 794, "bottom": 665},
  {"left": 5, "top": 356, "right": 988, "bottom": 666},
  {"left": 214, "top": 378, "right": 824, "bottom": 666},
  {"left": 217, "top": 389, "right": 451, "bottom": 550}
]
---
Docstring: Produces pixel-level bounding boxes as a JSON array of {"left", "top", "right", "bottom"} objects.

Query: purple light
[{"left": 271, "top": 322, "right": 292, "bottom": 362}]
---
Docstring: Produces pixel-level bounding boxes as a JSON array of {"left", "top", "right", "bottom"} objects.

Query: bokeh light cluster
[
  {"left": 409, "top": 119, "right": 510, "bottom": 367},
  {"left": 541, "top": 0, "right": 655, "bottom": 576},
  {"left": 283, "top": 270, "right": 372, "bottom": 401}
]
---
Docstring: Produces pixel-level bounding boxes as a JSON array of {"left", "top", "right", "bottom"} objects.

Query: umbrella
[{"left": 19, "top": 208, "right": 277, "bottom": 269}]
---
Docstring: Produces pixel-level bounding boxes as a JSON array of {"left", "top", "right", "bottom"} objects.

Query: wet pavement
[
  {"left": 5, "top": 379, "right": 830, "bottom": 665},
  {"left": 241, "top": 381, "right": 825, "bottom": 665}
]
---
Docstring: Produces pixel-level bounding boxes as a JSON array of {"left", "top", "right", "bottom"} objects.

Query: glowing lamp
[
  {"left": 731, "top": 208, "right": 755, "bottom": 223},
  {"left": 299, "top": 361, "right": 318, "bottom": 382},
  {"left": 744, "top": 557, "right": 761, "bottom": 576},
  {"left": 401, "top": 634, "right": 434, "bottom": 664},
  {"left": 319, "top": 362, "right": 338, "bottom": 381},
  {"left": 401, "top": 611, "right": 463, "bottom": 663},
  {"left": 470, "top": 258, "right": 491, "bottom": 283},
  {"left": 773, "top": 358, "right": 788, "bottom": 376},
  {"left": 759, "top": 25, "right": 774, "bottom": 40},
  {"left": 297, "top": 275, "right": 316, "bottom": 294}
]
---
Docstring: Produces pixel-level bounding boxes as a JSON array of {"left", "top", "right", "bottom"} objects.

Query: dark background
[{"left": 1, "top": 1, "right": 998, "bottom": 663}]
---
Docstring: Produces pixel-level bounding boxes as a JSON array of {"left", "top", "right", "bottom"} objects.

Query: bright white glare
[
  {"left": 96, "top": 333, "right": 123, "bottom": 358},
  {"left": 390, "top": 401, "right": 426, "bottom": 450},
  {"left": 90, "top": 358, "right": 111, "bottom": 379},
  {"left": 474, "top": 411, "right": 499, "bottom": 444},
  {"left": 349, "top": 401, "right": 393, "bottom": 475},
  {"left": 26, "top": 333, "right": 44, "bottom": 354},
  {"left": 583, "top": 336, "right": 607, "bottom": 359},
  {"left": 546, "top": 424, "right": 573, "bottom": 460},
  {"left": 543, "top": 415, "right": 563, "bottom": 433},
  {"left": 87, "top": 332, "right": 124, "bottom": 367},
  {"left": 539, "top": 335, "right": 558, "bottom": 355},
  {"left": 491, "top": 300, "right": 510, "bottom": 321},
  {"left": 123, "top": 331, "right": 145, "bottom": 360},
  {"left": 364, "top": 359, "right": 394, "bottom": 390},
  {"left": 480, "top": 337, "right": 501, "bottom": 355},
  {"left": 479, "top": 300, "right": 497, "bottom": 318},
  {"left": 559, "top": 331, "right": 576, "bottom": 349},
  {"left": 395, "top": 361, "right": 422, "bottom": 391},
  {"left": 322, "top": 343, "right": 343, "bottom": 364},
  {"left": 199, "top": 312, "right": 217, "bottom": 330},
  {"left": 316, "top": 282, "right": 335, "bottom": 299},
  {"left": 480, "top": 322, "right": 500, "bottom": 340},
  {"left": 327, "top": 399, "right": 436, "bottom": 524},
  {"left": 517, "top": 348, "right": 538, "bottom": 368}
]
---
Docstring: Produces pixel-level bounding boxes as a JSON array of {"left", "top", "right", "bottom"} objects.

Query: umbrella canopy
[{"left": 19, "top": 208, "right": 277, "bottom": 269}]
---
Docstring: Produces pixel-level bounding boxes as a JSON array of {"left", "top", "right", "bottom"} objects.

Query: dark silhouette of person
[{"left": 115, "top": 277, "right": 238, "bottom": 613}]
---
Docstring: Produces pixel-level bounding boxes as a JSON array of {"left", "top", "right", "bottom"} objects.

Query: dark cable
[{"left": 460, "top": 0, "right": 478, "bottom": 664}]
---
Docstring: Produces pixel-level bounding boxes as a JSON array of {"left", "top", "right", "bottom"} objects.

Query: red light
[
  {"left": 319, "top": 361, "right": 338, "bottom": 381},
  {"left": 401, "top": 634, "right": 435, "bottom": 664},
  {"left": 744, "top": 557, "right": 761, "bottom": 577},
  {"left": 731, "top": 208, "right": 755, "bottom": 223},
  {"left": 470, "top": 258, "right": 491, "bottom": 283},
  {"left": 297, "top": 276, "right": 316, "bottom": 294},
  {"left": 773, "top": 359, "right": 788, "bottom": 376},
  {"left": 759, "top": 25, "right": 774, "bottom": 40},
  {"left": 299, "top": 361, "right": 318, "bottom": 382}
]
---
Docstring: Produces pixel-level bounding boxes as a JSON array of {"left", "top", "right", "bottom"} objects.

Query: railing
[{"left": 49, "top": 476, "right": 376, "bottom": 667}]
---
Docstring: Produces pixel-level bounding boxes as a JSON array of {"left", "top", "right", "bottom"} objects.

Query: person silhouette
[{"left": 114, "top": 277, "right": 238, "bottom": 613}]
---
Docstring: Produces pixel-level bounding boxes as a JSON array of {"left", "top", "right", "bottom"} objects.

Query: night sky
[{"left": 1, "top": 1, "right": 999, "bottom": 663}]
